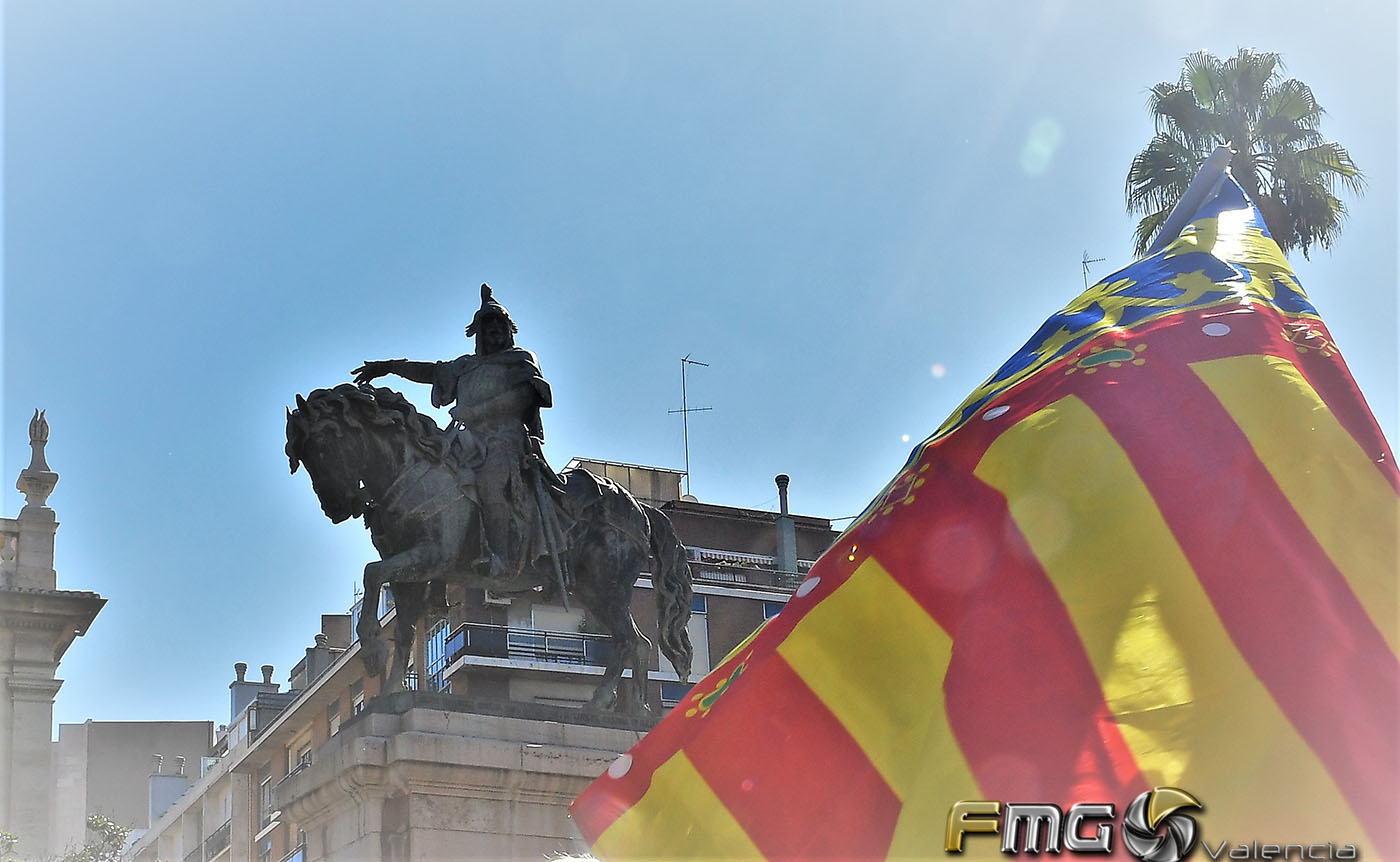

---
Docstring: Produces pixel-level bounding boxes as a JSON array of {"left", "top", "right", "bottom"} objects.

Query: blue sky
[{"left": 3, "top": 1, "right": 1395, "bottom": 728}]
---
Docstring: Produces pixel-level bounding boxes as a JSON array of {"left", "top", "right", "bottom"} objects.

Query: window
[
  {"left": 423, "top": 618, "right": 449, "bottom": 691},
  {"left": 691, "top": 594, "right": 708, "bottom": 614},
  {"left": 257, "top": 765, "right": 273, "bottom": 828},
  {"left": 327, "top": 700, "right": 341, "bottom": 736},
  {"left": 290, "top": 738, "right": 311, "bottom": 772},
  {"left": 660, "top": 682, "right": 694, "bottom": 708},
  {"left": 257, "top": 839, "right": 272, "bottom": 862},
  {"left": 763, "top": 601, "right": 785, "bottom": 620},
  {"left": 350, "top": 680, "right": 365, "bottom": 715}
]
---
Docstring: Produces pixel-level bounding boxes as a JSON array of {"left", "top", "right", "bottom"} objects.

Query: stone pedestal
[{"left": 275, "top": 694, "right": 652, "bottom": 862}]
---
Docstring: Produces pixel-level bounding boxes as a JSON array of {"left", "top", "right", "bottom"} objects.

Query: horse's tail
[{"left": 643, "top": 504, "right": 694, "bottom": 683}]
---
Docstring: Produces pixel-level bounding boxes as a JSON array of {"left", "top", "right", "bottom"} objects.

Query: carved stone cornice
[
  {"left": 275, "top": 705, "right": 635, "bottom": 833},
  {"left": 5, "top": 675, "right": 65, "bottom": 702},
  {"left": 0, "top": 614, "right": 69, "bottom": 630},
  {"left": 0, "top": 586, "right": 106, "bottom": 660}
]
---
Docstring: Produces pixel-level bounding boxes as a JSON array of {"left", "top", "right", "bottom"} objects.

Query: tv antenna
[
  {"left": 667, "top": 355, "right": 712, "bottom": 497},
  {"left": 1082, "top": 250, "right": 1106, "bottom": 289}
]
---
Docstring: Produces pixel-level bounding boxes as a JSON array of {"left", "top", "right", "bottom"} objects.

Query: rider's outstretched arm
[{"left": 352, "top": 359, "right": 436, "bottom": 386}]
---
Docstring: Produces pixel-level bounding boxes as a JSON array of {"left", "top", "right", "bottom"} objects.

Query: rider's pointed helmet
[{"left": 465, "top": 283, "right": 519, "bottom": 337}]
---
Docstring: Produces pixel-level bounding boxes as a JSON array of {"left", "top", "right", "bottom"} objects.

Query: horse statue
[{"left": 285, "top": 383, "right": 693, "bottom": 713}]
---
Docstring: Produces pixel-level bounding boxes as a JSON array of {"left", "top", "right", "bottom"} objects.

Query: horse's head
[
  {"left": 287, "top": 383, "right": 464, "bottom": 526},
  {"left": 286, "top": 386, "right": 381, "bottom": 524}
]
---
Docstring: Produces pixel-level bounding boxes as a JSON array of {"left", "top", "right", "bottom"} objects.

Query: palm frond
[
  {"left": 1262, "top": 78, "right": 1322, "bottom": 126},
  {"left": 1276, "top": 177, "right": 1347, "bottom": 259},
  {"left": 1292, "top": 141, "right": 1365, "bottom": 193},
  {"left": 1132, "top": 208, "right": 1173, "bottom": 257},
  {"left": 1222, "top": 48, "right": 1281, "bottom": 122},
  {"left": 1182, "top": 51, "right": 1223, "bottom": 112},
  {"left": 1126, "top": 134, "right": 1197, "bottom": 215},
  {"left": 1150, "top": 85, "right": 1216, "bottom": 144}
]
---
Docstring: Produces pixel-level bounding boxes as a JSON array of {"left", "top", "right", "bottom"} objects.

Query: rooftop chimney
[
  {"left": 230, "top": 661, "right": 280, "bottom": 724},
  {"left": 775, "top": 474, "right": 797, "bottom": 576},
  {"left": 148, "top": 758, "right": 190, "bottom": 827},
  {"left": 302, "top": 632, "right": 335, "bottom": 685}
]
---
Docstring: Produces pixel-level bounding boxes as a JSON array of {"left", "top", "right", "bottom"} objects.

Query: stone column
[
  {"left": 5, "top": 675, "right": 64, "bottom": 854},
  {"left": 0, "top": 625, "right": 11, "bottom": 839},
  {"left": 0, "top": 412, "right": 105, "bottom": 857},
  {"left": 228, "top": 771, "right": 253, "bottom": 862}
]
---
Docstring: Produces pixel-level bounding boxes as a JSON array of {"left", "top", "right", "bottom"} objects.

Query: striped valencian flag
[{"left": 570, "top": 171, "right": 1398, "bottom": 860}]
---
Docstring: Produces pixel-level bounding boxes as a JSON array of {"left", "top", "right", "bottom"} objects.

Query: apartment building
[{"left": 51, "top": 720, "right": 214, "bottom": 853}]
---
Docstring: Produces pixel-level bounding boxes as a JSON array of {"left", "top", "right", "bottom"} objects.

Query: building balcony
[
  {"left": 684, "top": 546, "right": 814, "bottom": 592},
  {"left": 443, "top": 622, "right": 615, "bottom": 671},
  {"left": 691, "top": 564, "right": 806, "bottom": 591},
  {"left": 204, "top": 820, "right": 231, "bottom": 860}
]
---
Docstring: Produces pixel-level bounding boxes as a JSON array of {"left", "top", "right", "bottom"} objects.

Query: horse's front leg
[
  {"left": 358, "top": 547, "right": 434, "bottom": 683},
  {"left": 384, "top": 582, "right": 427, "bottom": 694},
  {"left": 358, "top": 559, "right": 390, "bottom": 679}
]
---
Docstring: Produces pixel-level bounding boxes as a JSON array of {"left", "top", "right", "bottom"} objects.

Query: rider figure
[{"left": 353, "top": 284, "right": 559, "bottom": 582}]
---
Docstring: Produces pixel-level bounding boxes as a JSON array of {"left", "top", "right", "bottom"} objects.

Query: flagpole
[{"left": 1146, "top": 145, "right": 1234, "bottom": 255}]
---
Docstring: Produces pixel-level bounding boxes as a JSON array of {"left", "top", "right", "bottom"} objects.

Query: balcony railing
[
  {"left": 683, "top": 547, "right": 813, "bottom": 592},
  {"left": 184, "top": 845, "right": 202, "bottom": 862},
  {"left": 204, "top": 820, "right": 231, "bottom": 859},
  {"left": 692, "top": 565, "right": 806, "bottom": 591},
  {"left": 444, "top": 622, "right": 615, "bottom": 670},
  {"left": 280, "top": 845, "right": 306, "bottom": 862}
]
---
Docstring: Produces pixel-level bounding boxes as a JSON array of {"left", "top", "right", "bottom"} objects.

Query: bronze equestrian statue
[{"left": 286, "top": 285, "right": 692, "bottom": 713}]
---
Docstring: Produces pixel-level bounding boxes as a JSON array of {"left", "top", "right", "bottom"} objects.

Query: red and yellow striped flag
[{"left": 571, "top": 174, "right": 1398, "bottom": 860}]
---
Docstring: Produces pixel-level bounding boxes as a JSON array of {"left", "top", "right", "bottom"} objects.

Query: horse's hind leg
[
  {"left": 626, "top": 624, "right": 651, "bottom": 714},
  {"left": 585, "top": 587, "right": 652, "bottom": 714}
]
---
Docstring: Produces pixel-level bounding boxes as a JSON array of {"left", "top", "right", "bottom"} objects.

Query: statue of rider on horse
[{"left": 287, "top": 285, "right": 692, "bottom": 713}]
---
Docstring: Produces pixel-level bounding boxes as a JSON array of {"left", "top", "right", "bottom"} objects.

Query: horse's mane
[{"left": 287, "top": 383, "right": 470, "bottom": 473}]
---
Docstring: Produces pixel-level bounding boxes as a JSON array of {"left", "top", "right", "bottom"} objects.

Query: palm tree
[{"left": 1125, "top": 49, "right": 1364, "bottom": 259}]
